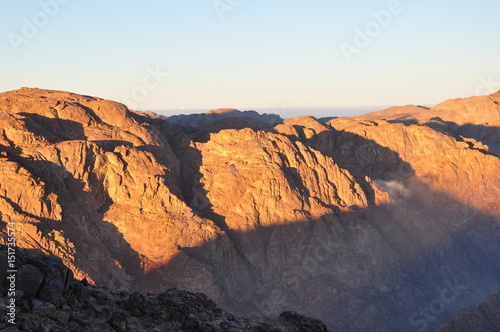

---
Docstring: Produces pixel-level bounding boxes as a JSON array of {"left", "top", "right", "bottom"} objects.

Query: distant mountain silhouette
[{"left": 165, "top": 108, "right": 283, "bottom": 127}]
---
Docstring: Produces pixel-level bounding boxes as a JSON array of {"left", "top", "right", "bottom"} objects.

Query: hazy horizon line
[{"left": 137, "top": 104, "right": 436, "bottom": 119}]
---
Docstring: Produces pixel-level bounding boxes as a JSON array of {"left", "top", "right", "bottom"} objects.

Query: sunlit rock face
[
  {"left": 1, "top": 87, "right": 499, "bottom": 331},
  {"left": 356, "top": 91, "right": 500, "bottom": 155}
]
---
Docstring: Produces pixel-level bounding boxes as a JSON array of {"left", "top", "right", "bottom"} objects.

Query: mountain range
[{"left": 0, "top": 87, "right": 499, "bottom": 331}]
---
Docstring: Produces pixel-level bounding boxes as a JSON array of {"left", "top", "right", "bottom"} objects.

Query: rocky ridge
[
  {"left": 357, "top": 91, "right": 500, "bottom": 155},
  {"left": 0, "top": 87, "right": 499, "bottom": 331}
]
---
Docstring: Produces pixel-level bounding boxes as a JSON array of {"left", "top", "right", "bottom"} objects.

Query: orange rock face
[
  {"left": 1, "top": 87, "right": 499, "bottom": 331},
  {"left": 0, "top": 88, "right": 219, "bottom": 288}
]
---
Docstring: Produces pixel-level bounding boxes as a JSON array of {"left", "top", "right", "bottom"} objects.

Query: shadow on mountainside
[
  {"left": 162, "top": 126, "right": 264, "bottom": 285},
  {"left": 428, "top": 121, "right": 500, "bottom": 156},
  {"left": 276, "top": 122, "right": 416, "bottom": 207},
  {"left": 154, "top": 203, "right": 500, "bottom": 331},
  {"left": 0, "top": 129, "right": 145, "bottom": 288},
  {"left": 143, "top": 123, "right": 500, "bottom": 331},
  {"left": 386, "top": 117, "right": 500, "bottom": 157},
  {"left": 18, "top": 112, "right": 87, "bottom": 143}
]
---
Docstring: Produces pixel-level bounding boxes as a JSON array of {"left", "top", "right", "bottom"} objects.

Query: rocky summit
[{"left": 0, "top": 87, "right": 499, "bottom": 331}]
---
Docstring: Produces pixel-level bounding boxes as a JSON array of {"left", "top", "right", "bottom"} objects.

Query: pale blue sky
[{"left": 1, "top": 1, "right": 499, "bottom": 116}]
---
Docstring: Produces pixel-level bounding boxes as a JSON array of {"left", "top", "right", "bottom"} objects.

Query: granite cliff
[{"left": 0, "top": 87, "right": 499, "bottom": 331}]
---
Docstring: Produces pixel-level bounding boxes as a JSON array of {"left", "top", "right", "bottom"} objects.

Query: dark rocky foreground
[{"left": 0, "top": 245, "right": 328, "bottom": 332}]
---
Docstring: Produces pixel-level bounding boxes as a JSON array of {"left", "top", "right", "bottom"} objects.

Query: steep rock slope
[
  {"left": 438, "top": 290, "right": 500, "bottom": 332},
  {"left": 0, "top": 88, "right": 499, "bottom": 331}
]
